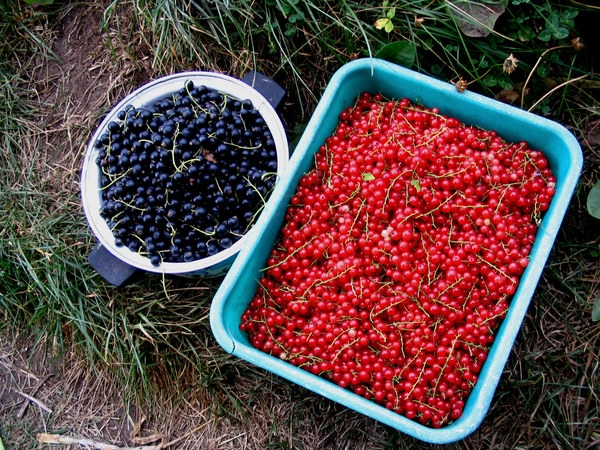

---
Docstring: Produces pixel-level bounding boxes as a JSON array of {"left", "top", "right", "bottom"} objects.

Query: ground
[{"left": 1, "top": 1, "right": 600, "bottom": 449}]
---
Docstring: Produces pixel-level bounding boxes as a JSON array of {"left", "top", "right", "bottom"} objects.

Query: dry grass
[{"left": 0, "top": 326, "right": 402, "bottom": 449}]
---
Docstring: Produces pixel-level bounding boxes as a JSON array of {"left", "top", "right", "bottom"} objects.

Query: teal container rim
[{"left": 209, "top": 58, "right": 583, "bottom": 444}]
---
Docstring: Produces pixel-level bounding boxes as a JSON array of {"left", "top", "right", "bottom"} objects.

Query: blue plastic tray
[{"left": 209, "top": 58, "right": 583, "bottom": 444}]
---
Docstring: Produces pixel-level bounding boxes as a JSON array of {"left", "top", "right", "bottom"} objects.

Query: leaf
[
  {"left": 375, "top": 18, "right": 391, "bottom": 31},
  {"left": 498, "top": 77, "right": 513, "bottom": 90},
  {"left": 387, "top": 7, "right": 396, "bottom": 19},
  {"left": 586, "top": 181, "right": 600, "bottom": 219},
  {"left": 288, "top": 11, "right": 305, "bottom": 24},
  {"left": 483, "top": 75, "right": 498, "bottom": 87},
  {"left": 551, "top": 26, "right": 569, "bottom": 40},
  {"left": 376, "top": 41, "right": 416, "bottom": 68},
  {"left": 279, "top": 2, "right": 292, "bottom": 15},
  {"left": 447, "top": 0, "right": 507, "bottom": 38},
  {"left": 496, "top": 87, "right": 520, "bottom": 103},
  {"left": 592, "top": 293, "right": 600, "bottom": 322},
  {"left": 563, "top": 8, "right": 578, "bottom": 20},
  {"left": 362, "top": 172, "right": 375, "bottom": 181},
  {"left": 411, "top": 179, "right": 422, "bottom": 191},
  {"left": 431, "top": 64, "right": 443, "bottom": 76},
  {"left": 546, "top": 14, "right": 569, "bottom": 40},
  {"left": 536, "top": 63, "right": 550, "bottom": 78},
  {"left": 517, "top": 26, "right": 536, "bottom": 42},
  {"left": 546, "top": 16, "right": 569, "bottom": 40},
  {"left": 538, "top": 29, "right": 552, "bottom": 42}
]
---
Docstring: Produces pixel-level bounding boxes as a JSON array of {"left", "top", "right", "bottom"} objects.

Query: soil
[
  {"left": 0, "top": 335, "right": 60, "bottom": 433},
  {"left": 1, "top": 330, "right": 137, "bottom": 448},
  {"left": 33, "top": 1, "right": 152, "bottom": 162}
]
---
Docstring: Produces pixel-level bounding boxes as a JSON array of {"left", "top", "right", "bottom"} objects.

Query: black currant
[{"left": 94, "top": 80, "right": 280, "bottom": 267}]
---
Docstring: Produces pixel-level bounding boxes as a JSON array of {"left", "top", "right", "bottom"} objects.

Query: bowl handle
[
  {"left": 241, "top": 71, "right": 286, "bottom": 109},
  {"left": 88, "top": 243, "right": 139, "bottom": 287}
]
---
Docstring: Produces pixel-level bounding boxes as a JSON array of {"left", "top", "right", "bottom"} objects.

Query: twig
[
  {"left": 36, "top": 418, "right": 216, "bottom": 450},
  {"left": 16, "top": 374, "right": 54, "bottom": 418},
  {"left": 520, "top": 44, "right": 570, "bottom": 109},
  {"left": 159, "top": 417, "right": 216, "bottom": 448},
  {"left": 129, "top": 414, "right": 166, "bottom": 446},
  {"left": 13, "top": 389, "right": 53, "bottom": 414},
  {"left": 0, "top": 401, "right": 22, "bottom": 415},
  {"left": 37, "top": 433, "right": 159, "bottom": 450},
  {"left": 0, "top": 354, "right": 40, "bottom": 381}
]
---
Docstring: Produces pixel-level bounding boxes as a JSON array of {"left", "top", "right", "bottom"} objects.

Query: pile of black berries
[{"left": 94, "top": 80, "right": 280, "bottom": 267}]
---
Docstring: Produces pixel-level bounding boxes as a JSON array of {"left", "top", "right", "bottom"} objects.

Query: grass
[{"left": 1, "top": 0, "right": 599, "bottom": 448}]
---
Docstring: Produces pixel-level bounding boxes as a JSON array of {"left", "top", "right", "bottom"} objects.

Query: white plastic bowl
[{"left": 81, "top": 71, "right": 289, "bottom": 278}]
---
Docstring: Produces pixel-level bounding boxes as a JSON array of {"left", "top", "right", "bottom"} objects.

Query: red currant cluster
[{"left": 240, "top": 92, "right": 556, "bottom": 428}]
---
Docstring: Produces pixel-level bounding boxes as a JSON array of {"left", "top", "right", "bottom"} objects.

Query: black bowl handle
[
  {"left": 88, "top": 244, "right": 139, "bottom": 287},
  {"left": 241, "top": 70, "right": 286, "bottom": 110},
  {"left": 88, "top": 71, "right": 286, "bottom": 287}
]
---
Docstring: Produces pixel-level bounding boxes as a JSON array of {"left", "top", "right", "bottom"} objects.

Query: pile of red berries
[{"left": 240, "top": 92, "right": 556, "bottom": 428}]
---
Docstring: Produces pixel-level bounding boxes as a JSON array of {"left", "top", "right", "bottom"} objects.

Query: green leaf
[
  {"left": 411, "top": 179, "right": 422, "bottom": 191},
  {"left": 376, "top": 41, "right": 416, "bottom": 68},
  {"left": 536, "top": 63, "right": 550, "bottom": 78},
  {"left": 483, "top": 75, "right": 497, "bottom": 87},
  {"left": 445, "top": 43, "right": 459, "bottom": 53},
  {"left": 586, "top": 181, "right": 600, "bottom": 219},
  {"left": 551, "top": 26, "right": 569, "bottom": 40},
  {"left": 431, "top": 64, "right": 443, "bottom": 76},
  {"left": 498, "top": 77, "right": 513, "bottom": 90},
  {"left": 547, "top": 14, "right": 569, "bottom": 40},
  {"left": 375, "top": 18, "right": 391, "bottom": 31},
  {"left": 592, "top": 293, "right": 600, "bottom": 322},
  {"left": 539, "top": 29, "right": 551, "bottom": 42},
  {"left": 563, "top": 8, "right": 578, "bottom": 20},
  {"left": 289, "top": 11, "right": 305, "bottom": 24},
  {"left": 517, "top": 26, "right": 536, "bottom": 42},
  {"left": 279, "top": 3, "right": 292, "bottom": 15},
  {"left": 284, "top": 23, "right": 297, "bottom": 36},
  {"left": 387, "top": 7, "right": 396, "bottom": 19},
  {"left": 362, "top": 172, "right": 375, "bottom": 181}
]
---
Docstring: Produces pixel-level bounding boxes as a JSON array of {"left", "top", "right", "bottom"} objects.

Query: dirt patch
[
  {"left": 0, "top": 334, "right": 60, "bottom": 424},
  {"left": 37, "top": 2, "right": 110, "bottom": 114},
  {"left": 0, "top": 2, "right": 153, "bottom": 447},
  {"left": 0, "top": 328, "right": 150, "bottom": 449},
  {"left": 31, "top": 0, "right": 152, "bottom": 173}
]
